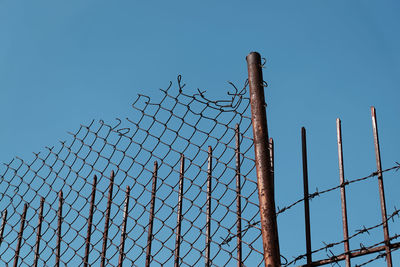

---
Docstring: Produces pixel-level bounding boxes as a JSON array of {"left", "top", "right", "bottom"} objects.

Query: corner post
[{"left": 246, "top": 52, "right": 280, "bottom": 266}]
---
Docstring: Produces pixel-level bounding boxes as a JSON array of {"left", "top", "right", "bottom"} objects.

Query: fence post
[{"left": 246, "top": 52, "right": 280, "bottom": 267}]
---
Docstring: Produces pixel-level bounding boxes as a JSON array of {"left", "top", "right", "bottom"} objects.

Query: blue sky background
[{"left": 1, "top": 1, "right": 400, "bottom": 266}]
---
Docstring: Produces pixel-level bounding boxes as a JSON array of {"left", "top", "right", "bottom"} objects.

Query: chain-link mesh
[{"left": 0, "top": 77, "right": 265, "bottom": 266}]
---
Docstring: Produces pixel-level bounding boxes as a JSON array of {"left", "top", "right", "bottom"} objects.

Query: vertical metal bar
[
  {"left": 0, "top": 210, "right": 7, "bottom": 246},
  {"left": 34, "top": 197, "right": 45, "bottom": 267},
  {"left": 56, "top": 191, "right": 63, "bottom": 267},
  {"left": 235, "top": 124, "right": 243, "bottom": 267},
  {"left": 118, "top": 185, "right": 131, "bottom": 267},
  {"left": 301, "top": 127, "right": 312, "bottom": 265},
  {"left": 269, "top": 137, "right": 280, "bottom": 258},
  {"left": 205, "top": 146, "right": 213, "bottom": 267},
  {"left": 336, "top": 118, "right": 351, "bottom": 267},
  {"left": 246, "top": 51, "right": 280, "bottom": 266},
  {"left": 371, "top": 106, "right": 392, "bottom": 266},
  {"left": 174, "top": 154, "right": 185, "bottom": 267},
  {"left": 101, "top": 170, "right": 115, "bottom": 267},
  {"left": 145, "top": 161, "right": 158, "bottom": 267},
  {"left": 84, "top": 175, "right": 97, "bottom": 267},
  {"left": 13, "top": 203, "right": 28, "bottom": 267}
]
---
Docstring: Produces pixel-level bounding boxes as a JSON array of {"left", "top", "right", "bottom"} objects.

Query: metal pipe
[
  {"left": 34, "top": 197, "right": 45, "bottom": 267},
  {"left": 145, "top": 161, "right": 158, "bottom": 267},
  {"left": 205, "top": 146, "right": 212, "bottom": 267},
  {"left": 118, "top": 185, "right": 131, "bottom": 267},
  {"left": 246, "top": 51, "right": 280, "bottom": 267},
  {"left": 84, "top": 174, "right": 97, "bottom": 267},
  {"left": 301, "top": 127, "right": 312, "bottom": 265},
  {"left": 101, "top": 170, "right": 115, "bottom": 267},
  {"left": 371, "top": 106, "right": 392, "bottom": 266},
  {"left": 56, "top": 191, "right": 63, "bottom": 267},
  {"left": 174, "top": 154, "right": 185, "bottom": 267},
  {"left": 336, "top": 118, "right": 351, "bottom": 267},
  {"left": 235, "top": 124, "right": 243, "bottom": 267},
  {"left": 0, "top": 210, "right": 7, "bottom": 246},
  {"left": 13, "top": 203, "right": 28, "bottom": 267}
]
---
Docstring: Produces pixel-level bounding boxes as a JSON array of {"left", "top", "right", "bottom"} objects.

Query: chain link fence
[{"left": 0, "top": 77, "right": 265, "bottom": 266}]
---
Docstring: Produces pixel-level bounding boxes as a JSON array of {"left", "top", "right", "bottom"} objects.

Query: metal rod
[
  {"left": 174, "top": 154, "right": 185, "bottom": 267},
  {"left": 336, "top": 118, "right": 351, "bottom": 267},
  {"left": 13, "top": 203, "right": 28, "bottom": 267},
  {"left": 118, "top": 185, "right": 131, "bottom": 267},
  {"left": 34, "top": 197, "right": 45, "bottom": 267},
  {"left": 235, "top": 124, "right": 243, "bottom": 267},
  {"left": 299, "top": 241, "right": 400, "bottom": 267},
  {"left": 0, "top": 210, "right": 7, "bottom": 246},
  {"left": 205, "top": 146, "right": 212, "bottom": 267},
  {"left": 246, "top": 51, "right": 280, "bottom": 266},
  {"left": 145, "top": 161, "right": 158, "bottom": 267},
  {"left": 301, "top": 127, "right": 312, "bottom": 265},
  {"left": 101, "top": 170, "right": 115, "bottom": 267},
  {"left": 84, "top": 174, "right": 97, "bottom": 267},
  {"left": 371, "top": 106, "right": 392, "bottom": 266},
  {"left": 269, "top": 137, "right": 280, "bottom": 259},
  {"left": 56, "top": 191, "right": 63, "bottom": 267}
]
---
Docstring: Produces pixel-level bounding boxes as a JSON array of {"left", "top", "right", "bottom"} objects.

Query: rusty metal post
[
  {"left": 13, "top": 203, "right": 28, "bottom": 267},
  {"left": 174, "top": 154, "right": 185, "bottom": 267},
  {"left": 118, "top": 185, "right": 131, "bottom": 267},
  {"left": 371, "top": 107, "right": 392, "bottom": 266},
  {"left": 336, "top": 118, "right": 351, "bottom": 267},
  {"left": 145, "top": 161, "right": 158, "bottom": 267},
  {"left": 84, "top": 175, "right": 97, "bottom": 267},
  {"left": 301, "top": 127, "right": 312, "bottom": 265},
  {"left": 235, "top": 124, "right": 243, "bottom": 267},
  {"left": 34, "top": 197, "right": 45, "bottom": 267},
  {"left": 246, "top": 51, "right": 280, "bottom": 266},
  {"left": 101, "top": 170, "right": 115, "bottom": 267},
  {"left": 56, "top": 191, "right": 63, "bottom": 267},
  {"left": 205, "top": 146, "right": 212, "bottom": 267}
]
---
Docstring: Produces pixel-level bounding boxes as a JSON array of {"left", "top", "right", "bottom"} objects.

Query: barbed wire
[
  {"left": 286, "top": 206, "right": 400, "bottom": 266},
  {"left": 277, "top": 162, "right": 400, "bottom": 216}
]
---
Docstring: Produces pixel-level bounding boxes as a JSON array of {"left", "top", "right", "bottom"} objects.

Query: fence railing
[{"left": 0, "top": 52, "right": 398, "bottom": 267}]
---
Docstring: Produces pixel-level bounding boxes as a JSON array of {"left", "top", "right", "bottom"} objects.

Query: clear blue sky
[{"left": 1, "top": 1, "right": 399, "bottom": 266}]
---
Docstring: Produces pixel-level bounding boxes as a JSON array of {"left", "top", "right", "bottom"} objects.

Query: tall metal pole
[
  {"left": 146, "top": 161, "right": 158, "bottom": 267},
  {"left": 336, "top": 119, "right": 351, "bottom": 267},
  {"left": 246, "top": 51, "right": 280, "bottom": 267},
  {"left": 235, "top": 124, "right": 243, "bottom": 267},
  {"left": 301, "top": 127, "right": 312, "bottom": 265},
  {"left": 371, "top": 107, "right": 392, "bottom": 266}
]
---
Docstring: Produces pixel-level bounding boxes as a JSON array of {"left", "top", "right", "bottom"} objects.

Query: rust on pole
[
  {"left": 246, "top": 51, "right": 280, "bottom": 267},
  {"left": 371, "top": 106, "right": 392, "bottom": 266},
  {"left": 336, "top": 118, "right": 351, "bottom": 267},
  {"left": 0, "top": 210, "right": 7, "bottom": 246},
  {"left": 56, "top": 191, "right": 63, "bottom": 267},
  {"left": 84, "top": 174, "right": 97, "bottom": 267},
  {"left": 118, "top": 185, "right": 131, "bottom": 267},
  {"left": 34, "top": 197, "right": 45, "bottom": 267},
  {"left": 301, "top": 127, "right": 312, "bottom": 265},
  {"left": 205, "top": 146, "right": 212, "bottom": 267},
  {"left": 174, "top": 154, "right": 185, "bottom": 267},
  {"left": 235, "top": 124, "right": 243, "bottom": 267},
  {"left": 13, "top": 203, "right": 28, "bottom": 267},
  {"left": 101, "top": 170, "right": 115, "bottom": 267},
  {"left": 145, "top": 161, "right": 158, "bottom": 267}
]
